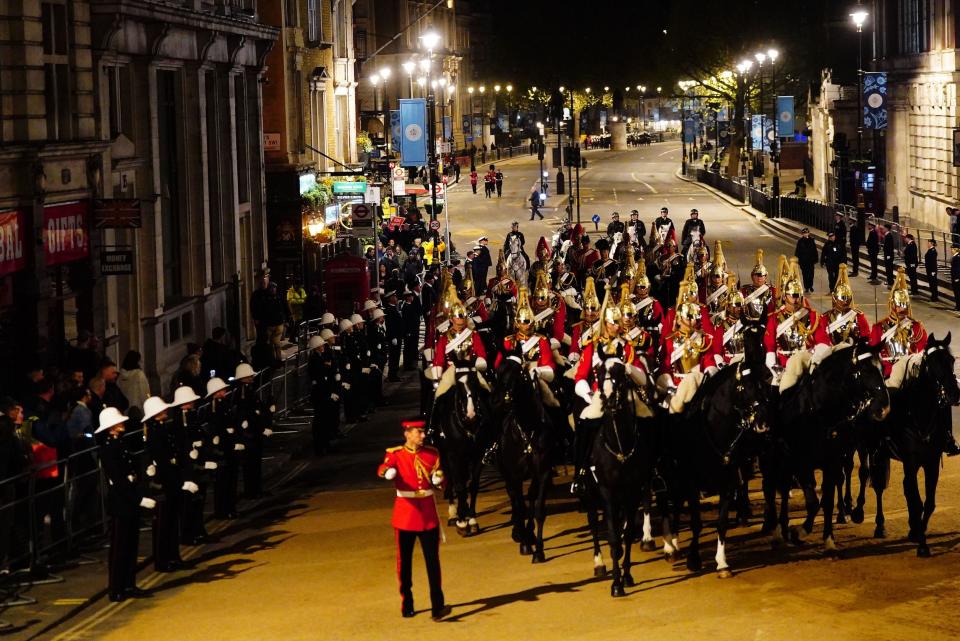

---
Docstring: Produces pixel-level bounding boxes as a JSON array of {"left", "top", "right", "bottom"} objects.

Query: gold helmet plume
[
  {"left": 751, "top": 248, "right": 768, "bottom": 277},
  {"left": 582, "top": 277, "right": 601, "bottom": 315},
  {"left": 619, "top": 282, "right": 637, "bottom": 320},
  {"left": 889, "top": 266, "right": 912, "bottom": 315},
  {"left": 461, "top": 273, "right": 476, "bottom": 300},
  {"left": 496, "top": 248, "right": 507, "bottom": 276},
  {"left": 832, "top": 263, "right": 854, "bottom": 306},
  {"left": 599, "top": 284, "right": 622, "bottom": 328},
  {"left": 444, "top": 284, "right": 468, "bottom": 319},
  {"left": 711, "top": 240, "right": 728, "bottom": 279},
  {"left": 632, "top": 251, "right": 650, "bottom": 289},
  {"left": 776, "top": 254, "right": 791, "bottom": 303},
  {"left": 532, "top": 268, "right": 551, "bottom": 306},
  {"left": 726, "top": 273, "right": 744, "bottom": 309},
  {"left": 515, "top": 287, "right": 536, "bottom": 328},
  {"left": 783, "top": 257, "right": 804, "bottom": 297},
  {"left": 683, "top": 261, "right": 698, "bottom": 295},
  {"left": 622, "top": 243, "right": 637, "bottom": 284}
]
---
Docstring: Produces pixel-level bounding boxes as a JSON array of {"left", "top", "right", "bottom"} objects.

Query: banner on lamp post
[
  {"left": 863, "top": 72, "right": 888, "bottom": 130},
  {"left": 461, "top": 115, "right": 470, "bottom": 134},
  {"left": 751, "top": 115, "right": 774, "bottom": 152},
  {"left": 398, "top": 99, "right": 428, "bottom": 167},
  {"left": 776, "top": 96, "right": 795, "bottom": 138},
  {"left": 390, "top": 110, "right": 401, "bottom": 144},
  {"left": 443, "top": 116, "right": 452, "bottom": 140},
  {"left": 683, "top": 119, "right": 696, "bottom": 143}
]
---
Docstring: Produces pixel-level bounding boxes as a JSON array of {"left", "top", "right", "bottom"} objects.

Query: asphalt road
[{"left": 26, "top": 144, "right": 960, "bottom": 641}]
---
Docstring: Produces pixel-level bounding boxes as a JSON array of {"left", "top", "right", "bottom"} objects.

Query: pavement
[{"left": 6, "top": 144, "right": 960, "bottom": 641}]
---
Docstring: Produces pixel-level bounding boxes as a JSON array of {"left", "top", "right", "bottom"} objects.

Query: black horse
[
  {"left": 851, "top": 333, "right": 959, "bottom": 556},
  {"left": 585, "top": 361, "right": 660, "bottom": 596},
  {"left": 432, "top": 367, "right": 492, "bottom": 536},
  {"left": 662, "top": 326, "right": 774, "bottom": 577},
  {"left": 493, "top": 355, "right": 555, "bottom": 563},
  {"left": 763, "top": 340, "right": 889, "bottom": 554}
]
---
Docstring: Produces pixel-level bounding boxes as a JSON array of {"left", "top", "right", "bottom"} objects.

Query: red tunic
[
  {"left": 574, "top": 339, "right": 637, "bottom": 390},
  {"left": 485, "top": 277, "right": 518, "bottom": 299},
  {"left": 663, "top": 303, "right": 715, "bottom": 338},
  {"left": 869, "top": 316, "right": 928, "bottom": 377},
  {"left": 658, "top": 329, "right": 719, "bottom": 384},
  {"left": 495, "top": 334, "right": 555, "bottom": 370},
  {"left": 569, "top": 320, "right": 598, "bottom": 358},
  {"left": 432, "top": 330, "right": 488, "bottom": 369},
  {"left": 814, "top": 309, "right": 872, "bottom": 347},
  {"left": 763, "top": 305, "right": 828, "bottom": 367},
  {"left": 533, "top": 297, "right": 567, "bottom": 344},
  {"left": 377, "top": 445, "right": 443, "bottom": 531}
]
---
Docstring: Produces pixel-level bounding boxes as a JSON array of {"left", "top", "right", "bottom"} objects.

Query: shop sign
[
  {"left": 332, "top": 180, "right": 367, "bottom": 194},
  {"left": 0, "top": 210, "right": 27, "bottom": 277},
  {"left": 100, "top": 249, "right": 134, "bottom": 275},
  {"left": 44, "top": 201, "right": 89, "bottom": 266}
]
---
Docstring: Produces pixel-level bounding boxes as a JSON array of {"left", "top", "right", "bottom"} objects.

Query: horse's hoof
[
  {"left": 836, "top": 513, "right": 847, "bottom": 525},
  {"left": 469, "top": 523, "right": 480, "bottom": 535},
  {"left": 623, "top": 574, "right": 635, "bottom": 587},
  {"left": 641, "top": 539, "right": 657, "bottom": 552},
  {"left": 917, "top": 544, "right": 931, "bottom": 558},
  {"left": 907, "top": 529, "right": 920, "bottom": 543},
  {"left": 686, "top": 555, "right": 702, "bottom": 572},
  {"left": 611, "top": 583, "right": 626, "bottom": 598},
  {"left": 456, "top": 526, "right": 469, "bottom": 537},
  {"left": 512, "top": 531, "right": 523, "bottom": 544},
  {"left": 873, "top": 524, "right": 886, "bottom": 539},
  {"left": 519, "top": 543, "right": 532, "bottom": 556},
  {"left": 789, "top": 529, "right": 806, "bottom": 546},
  {"left": 531, "top": 551, "right": 545, "bottom": 564},
  {"left": 717, "top": 568, "right": 733, "bottom": 579},
  {"left": 593, "top": 565, "right": 607, "bottom": 577},
  {"left": 664, "top": 552, "right": 676, "bottom": 563},
  {"left": 760, "top": 521, "right": 775, "bottom": 535},
  {"left": 850, "top": 507, "right": 865, "bottom": 524}
]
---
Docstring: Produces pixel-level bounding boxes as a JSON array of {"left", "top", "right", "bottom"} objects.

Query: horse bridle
[
  {"left": 503, "top": 356, "right": 537, "bottom": 455},
  {"left": 707, "top": 363, "right": 766, "bottom": 466},
  {"left": 601, "top": 377, "right": 637, "bottom": 464}
]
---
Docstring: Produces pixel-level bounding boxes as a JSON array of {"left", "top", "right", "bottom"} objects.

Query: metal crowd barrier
[{"left": 0, "top": 349, "right": 314, "bottom": 617}]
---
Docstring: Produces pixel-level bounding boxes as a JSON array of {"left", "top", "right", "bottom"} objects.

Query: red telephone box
[{"left": 322, "top": 252, "right": 369, "bottom": 318}]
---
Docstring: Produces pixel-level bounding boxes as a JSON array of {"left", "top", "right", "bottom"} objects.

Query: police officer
[
  {"left": 377, "top": 419, "right": 449, "bottom": 620},
  {"left": 925, "top": 239, "right": 939, "bottom": 302},
  {"left": 904, "top": 233, "right": 920, "bottom": 294},
  {"left": 143, "top": 396, "right": 191, "bottom": 572},
  {"left": 385, "top": 289, "right": 404, "bottom": 381},
  {"left": 206, "top": 377, "right": 240, "bottom": 520},
  {"left": 170, "top": 385, "right": 217, "bottom": 545},
  {"left": 866, "top": 221, "right": 881, "bottom": 283},
  {"left": 97, "top": 407, "right": 155, "bottom": 602},
  {"left": 606, "top": 211, "right": 625, "bottom": 239}
]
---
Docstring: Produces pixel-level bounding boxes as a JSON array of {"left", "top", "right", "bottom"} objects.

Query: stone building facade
[{"left": 0, "top": 0, "right": 277, "bottom": 392}]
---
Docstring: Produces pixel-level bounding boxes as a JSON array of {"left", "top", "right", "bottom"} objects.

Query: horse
[
  {"left": 851, "top": 333, "right": 959, "bottom": 556},
  {"left": 432, "top": 366, "right": 492, "bottom": 536},
  {"left": 661, "top": 323, "right": 775, "bottom": 577},
  {"left": 493, "top": 355, "right": 555, "bottom": 563},
  {"left": 762, "top": 340, "right": 889, "bottom": 554},
  {"left": 584, "top": 361, "right": 661, "bottom": 596},
  {"left": 506, "top": 235, "right": 529, "bottom": 286}
]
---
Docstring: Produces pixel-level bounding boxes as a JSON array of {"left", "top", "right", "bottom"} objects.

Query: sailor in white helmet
[
  {"left": 308, "top": 332, "right": 343, "bottom": 454},
  {"left": 206, "top": 376, "right": 240, "bottom": 519}
]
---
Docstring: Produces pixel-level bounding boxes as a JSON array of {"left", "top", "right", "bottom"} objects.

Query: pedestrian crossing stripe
[{"left": 52, "top": 598, "right": 88, "bottom": 606}]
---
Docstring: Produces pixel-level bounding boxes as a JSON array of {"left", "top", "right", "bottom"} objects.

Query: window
[
  {"left": 206, "top": 72, "right": 224, "bottom": 285},
  {"left": 309, "top": 80, "right": 327, "bottom": 170},
  {"left": 284, "top": 0, "right": 298, "bottom": 27},
  {"left": 157, "top": 69, "right": 183, "bottom": 300},
  {"left": 306, "top": 0, "right": 318, "bottom": 42},
  {"left": 234, "top": 74, "right": 250, "bottom": 204},
  {"left": 105, "top": 65, "right": 132, "bottom": 139},
  {"left": 354, "top": 29, "right": 366, "bottom": 59},
  {"left": 42, "top": 2, "right": 71, "bottom": 140},
  {"left": 898, "top": 0, "right": 930, "bottom": 54},
  {"left": 334, "top": 0, "right": 349, "bottom": 58}
]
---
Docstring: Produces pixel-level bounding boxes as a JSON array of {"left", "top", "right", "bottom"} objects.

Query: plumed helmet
[
  {"left": 832, "top": 263, "right": 854, "bottom": 305},
  {"left": 536, "top": 236, "right": 551, "bottom": 261},
  {"left": 461, "top": 275, "right": 475, "bottom": 299},
  {"left": 783, "top": 257, "right": 804, "bottom": 297},
  {"left": 725, "top": 274, "right": 744, "bottom": 309},
  {"left": 632, "top": 253, "right": 650, "bottom": 289},
  {"left": 751, "top": 248, "right": 768, "bottom": 277},
  {"left": 533, "top": 269, "right": 551, "bottom": 306},
  {"left": 600, "top": 285, "right": 622, "bottom": 325},
  {"left": 776, "top": 254, "right": 791, "bottom": 302},
  {"left": 618, "top": 283, "right": 637, "bottom": 320},
  {"left": 678, "top": 301, "right": 701, "bottom": 324},
  {"left": 582, "top": 277, "right": 601, "bottom": 315},
  {"left": 622, "top": 244, "right": 637, "bottom": 283},
  {"left": 890, "top": 266, "right": 911, "bottom": 312},
  {"left": 515, "top": 287, "right": 536, "bottom": 326},
  {"left": 445, "top": 284, "right": 468, "bottom": 319},
  {"left": 496, "top": 248, "right": 507, "bottom": 275},
  {"left": 711, "top": 240, "right": 728, "bottom": 279}
]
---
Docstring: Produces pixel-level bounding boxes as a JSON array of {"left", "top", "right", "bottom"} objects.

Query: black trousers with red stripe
[{"left": 395, "top": 527, "right": 443, "bottom": 612}]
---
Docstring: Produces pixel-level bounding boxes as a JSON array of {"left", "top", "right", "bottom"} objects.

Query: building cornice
[{"left": 90, "top": 1, "right": 279, "bottom": 43}]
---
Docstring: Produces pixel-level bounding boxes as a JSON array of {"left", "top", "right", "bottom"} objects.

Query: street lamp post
[
  {"left": 656, "top": 86, "right": 662, "bottom": 141},
  {"left": 556, "top": 85, "right": 566, "bottom": 204},
  {"left": 569, "top": 88, "right": 578, "bottom": 223},
  {"left": 852, "top": 7, "right": 868, "bottom": 162},
  {"left": 737, "top": 59, "right": 754, "bottom": 187},
  {"left": 379, "top": 66, "right": 392, "bottom": 151},
  {"left": 755, "top": 52, "right": 767, "bottom": 190},
  {"left": 402, "top": 61, "right": 415, "bottom": 98},
  {"left": 419, "top": 30, "right": 442, "bottom": 263},
  {"left": 768, "top": 48, "right": 780, "bottom": 211}
]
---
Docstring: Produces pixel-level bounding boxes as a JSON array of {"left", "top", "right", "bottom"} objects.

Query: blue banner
[
  {"left": 751, "top": 115, "right": 774, "bottom": 152},
  {"left": 717, "top": 121, "right": 731, "bottom": 148},
  {"left": 390, "top": 110, "right": 401, "bottom": 144},
  {"left": 443, "top": 116, "right": 452, "bottom": 140},
  {"left": 776, "top": 96, "right": 795, "bottom": 138},
  {"left": 497, "top": 114, "right": 509, "bottom": 131},
  {"left": 683, "top": 119, "right": 696, "bottom": 143},
  {"left": 398, "top": 99, "right": 427, "bottom": 167},
  {"left": 472, "top": 116, "right": 483, "bottom": 139},
  {"left": 461, "top": 115, "right": 470, "bottom": 134},
  {"left": 864, "top": 72, "right": 888, "bottom": 130}
]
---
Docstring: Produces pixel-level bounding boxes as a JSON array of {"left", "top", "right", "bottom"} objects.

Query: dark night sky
[{"left": 486, "top": 1, "right": 860, "bottom": 93}]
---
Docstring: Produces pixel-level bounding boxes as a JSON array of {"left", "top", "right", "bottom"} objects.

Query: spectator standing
[
  {"left": 495, "top": 167, "right": 504, "bottom": 197},
  {"left": 924, "top": 239, "right": 939, "bottom": 302},
  {"left": 820, "top": 231, "right": 844, "bottom": 292},
  {"left": 0, "top": 398, "right": 31, "bottom": 570},
  {"left": 118, "top": 350, "right": 151, "bottom": 415},
  {"left": 453, "top": 160, "right": 461, "bottom": 183},
  {"left": 530, "top": 189, "right": 543, "bottom": 220},
  {"left": 866, "top": 221, "right": 881, "bottom": 283},
  {"left": 833, "top": 213, "right": 848, "bottom": 254},
  {"left": 883, "top": 223, "right": 896, "bottom": 285},
  {"left": 249, "top": 268, "right": 287, "bottom": 362},
  {"left": 947, "top": 206, "right": 959, "bottom": 243},
  {"left": 903, "top": 233, "right": 920, "bottom": 294},
  {"left": 67, "top": 330, "right": 101, "bottom": 383},
  {"left": 849, "top": 219, "right": 861, "bottom": 275},
  {"left": 170, "top": 354, "right": 205, "bottom": 398},
  {"left": 97, "top": 359, "right": 129, "bottom": 414},
  {"left": 474, "top": 236, "right": 492, "bottom": 285},
  {"left": 794, "top": 227, "right": 819, "bottom": 293}
]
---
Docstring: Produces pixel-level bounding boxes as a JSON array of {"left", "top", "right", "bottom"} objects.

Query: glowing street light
[
  {"left": 379, "top": 67, "right": 391, "bottom": 80},
  {"left": 767, "top": 48, "right": 779, "bottom": 62},
  {"left": 420, "top": 30, "right": 441, "bottom": 51},
  {"left": 850, "top": 9, "right": 868, "bottom": 32}
]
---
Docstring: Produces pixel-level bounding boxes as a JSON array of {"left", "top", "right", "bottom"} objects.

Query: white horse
[{"left": 506, "top": 234, "right": 528, "bottom": 285}]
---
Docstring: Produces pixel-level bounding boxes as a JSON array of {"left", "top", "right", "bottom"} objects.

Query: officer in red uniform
[{"left": 377, "top": 419, "right": 450, "bottom": 620}]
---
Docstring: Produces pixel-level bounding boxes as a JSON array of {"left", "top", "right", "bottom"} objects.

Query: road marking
[
  {"left": 51, "top": 599, "right": 88, "bottom": 606},
  {"left": 659, "top": 147, "right": 680, "bottom": 157}
]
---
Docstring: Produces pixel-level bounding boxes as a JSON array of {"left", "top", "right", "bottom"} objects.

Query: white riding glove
[
  {"left": 204, "top": 461, "right": 218, "bottom": 470},
  {"left": 263, "top": 428, "right": 273, "bottom": 437},
  {"left": 182, "top": 481, "right": 200, "bottom": 494},
  {"left": 234, "top": 443, "right": 246, "bottom": 451},
  {"left": 330, "top": 393, "right": 340, "bottom": 402},
  {"left": 139, "top": 497, "right": 156, "bottom": 509},
  {"left": 431, "top": 472, "right": 444, "bottom": 487}
]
